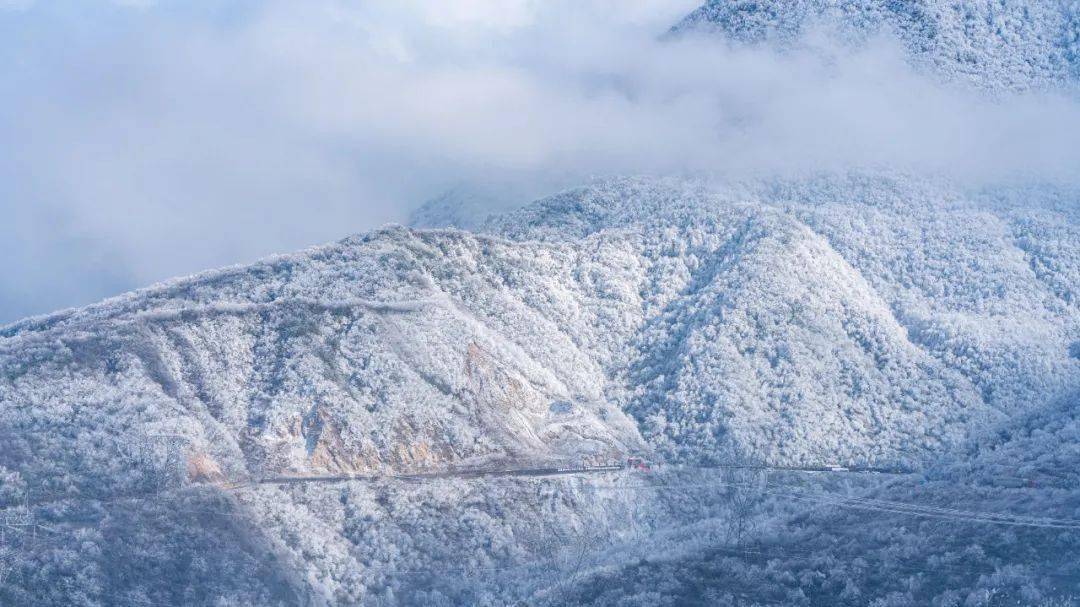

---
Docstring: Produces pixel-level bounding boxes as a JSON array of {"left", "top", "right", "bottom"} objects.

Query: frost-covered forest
[
  {"left": 2, "top": 172, "right": 1077, "bottom": 605},
  {"left": 3, "top": 1, "right": 1080, "bottom": 606},
  {"left": 674, "top": 0, "right": 1080, "bottom": 92}
]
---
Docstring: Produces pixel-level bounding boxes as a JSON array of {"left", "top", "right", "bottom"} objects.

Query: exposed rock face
[{"left": 186, "top": 452, "right": 225, "bottom": 483}]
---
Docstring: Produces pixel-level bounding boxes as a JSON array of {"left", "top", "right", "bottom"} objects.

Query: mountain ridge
[
  {"left": 672, "top": 0, "right": 1080, "bottom": 92},
  {"left": 5, "top": 173, "right": 1076, "bottom": 477},
  {"left": 3, "top": 169, "right": 1079, "bottom": 604},
  {"left": 4, "top": 0, "right": 1080, "bottom": 603}
]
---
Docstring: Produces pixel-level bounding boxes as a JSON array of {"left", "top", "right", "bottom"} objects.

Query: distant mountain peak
[{"left": 673, "top": 0, "right": 1080, "bottom": 92}]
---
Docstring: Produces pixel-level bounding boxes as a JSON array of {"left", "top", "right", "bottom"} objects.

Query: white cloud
[
  {"left": 0, "top": 0, "right": 1077, "bottom": 322},
  {"left": 0, "top": 0, "right": 34, "bottom": 11}
]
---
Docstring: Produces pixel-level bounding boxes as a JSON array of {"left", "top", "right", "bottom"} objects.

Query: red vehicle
[{"left": 627, "top": 457, "right": 651, "bottom": 472}]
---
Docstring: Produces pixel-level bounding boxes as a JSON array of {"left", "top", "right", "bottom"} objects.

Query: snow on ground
[
  {"left": 2, "top": 171, "right": 1078, "bottom": 604},
  {"left": 673, "top": 0, "right": 1080, "bottom": 92},
  {"left": 3, "top": 0, "right": 1080, "bottom": 601}
]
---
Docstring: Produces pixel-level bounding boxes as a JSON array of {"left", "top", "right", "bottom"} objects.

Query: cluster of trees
[
  {"left": 674, "top": 0, "right": 1080, "bottom": 92},
  {"left": 0, "top": 174, "right": 1076, "bottom": 604}
]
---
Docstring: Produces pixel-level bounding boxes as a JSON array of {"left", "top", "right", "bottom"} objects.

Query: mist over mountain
[
  {"left": 2, "top": 2, "right": 1080, "bottom": 606},
  {"left": 674, "top": 0, "right": 1080, "bottom": 92}
]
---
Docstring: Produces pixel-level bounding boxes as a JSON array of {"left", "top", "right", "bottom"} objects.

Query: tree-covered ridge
[
  {"left": 672, "top": 0, "right": 1080, "bottom": 92},
  {"left": 2, "top": 173, "right": 1078, "bottom": 603}
]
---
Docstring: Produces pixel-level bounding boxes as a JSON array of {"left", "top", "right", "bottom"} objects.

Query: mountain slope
[
  {"left": 625, "top": 209, "right": 989, "bottom": 467},
  {"left": 488, "top": 175, "right": 1079, "bottom": 432},
  {"left": 673, "top": 0, "right": 1080, "bottom": 92},
  {"left": 4, "top": 175, "right": 1077, "bottom": 481},
  {"left": 1, "top": 173, "right": 1078, "bottom": 604},
  {"left": 541, "top": 388, "right": 1080, "bottom": 607}
]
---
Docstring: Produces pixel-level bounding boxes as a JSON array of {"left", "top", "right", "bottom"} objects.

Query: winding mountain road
[{"left": 250, "top": 461, "right": 913, "bottom": 486}]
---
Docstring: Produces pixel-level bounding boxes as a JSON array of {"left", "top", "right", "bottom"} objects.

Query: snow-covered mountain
[
  {"left": 2, "top": 172, "right": 1078, "bottom": 604},
  {"left": 673, "top": 0, "right": 1080, "bottom": 92},
  {"left": 4, "top": 0, "right": 1080, "bottom": 604}
]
